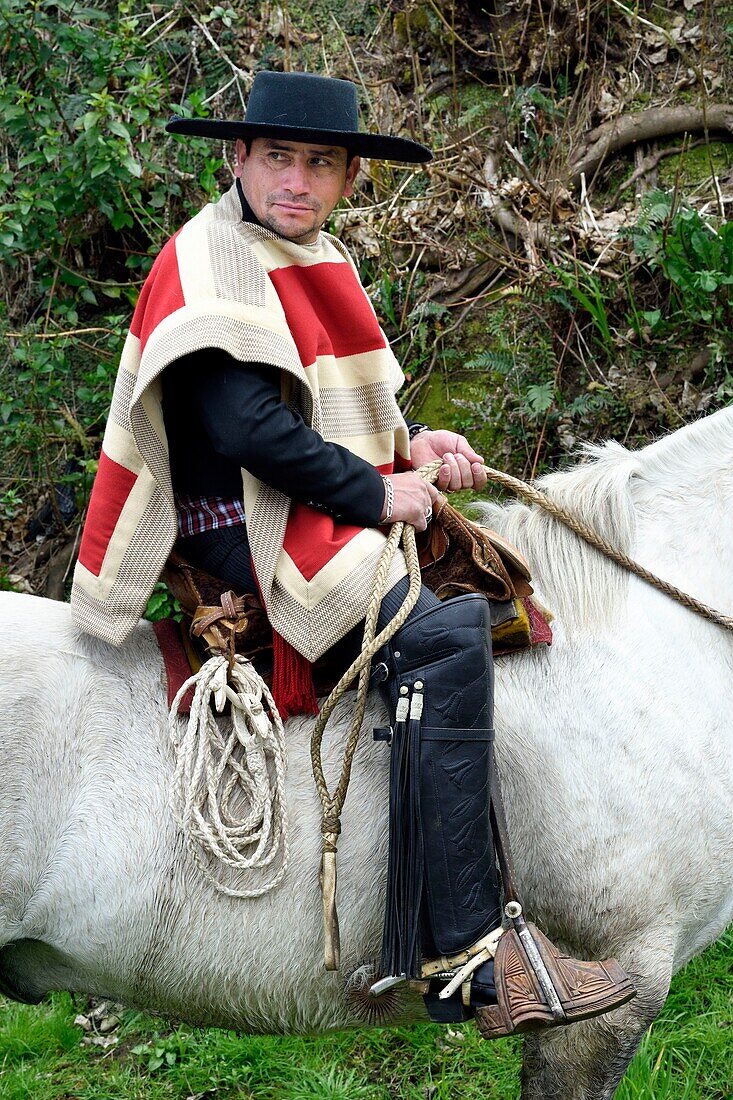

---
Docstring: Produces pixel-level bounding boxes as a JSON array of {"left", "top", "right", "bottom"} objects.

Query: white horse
[{"left": 0, "top": 406, "right": 731, "bottom": 1099}]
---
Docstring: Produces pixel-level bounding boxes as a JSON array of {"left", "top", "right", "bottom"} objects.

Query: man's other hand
[
  {"left": 380, "top": 471, "right": 440, "bottom": 530},
  {"left": 409, "top": 430, "right": 488, "bottom": 492}
]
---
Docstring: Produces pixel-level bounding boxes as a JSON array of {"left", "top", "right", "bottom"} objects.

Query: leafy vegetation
[
  {"left": 2, "top": 0, "right": 732, "bottom": 565},
  {"left": 623, "top": 191, "right": 733, "bottom": 337},
  {"left": 0, "top": 0, "right": 223, "bottom": 540}
]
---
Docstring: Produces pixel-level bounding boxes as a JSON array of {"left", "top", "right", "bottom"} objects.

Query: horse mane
[
  {"left": 474, "top": 406, "right": 733, "bottom": 632},
  {"left": 473, "top": 441, "right": 643, "bottom": 632}
]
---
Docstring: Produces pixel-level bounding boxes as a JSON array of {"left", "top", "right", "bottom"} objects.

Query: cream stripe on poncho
[{"left": 71, "top": 182, "right": 411, "bottom": 660}]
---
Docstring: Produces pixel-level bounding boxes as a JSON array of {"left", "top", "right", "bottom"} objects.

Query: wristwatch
[{"left": 408, "top": 422, "right": 431, "bottom": 440}]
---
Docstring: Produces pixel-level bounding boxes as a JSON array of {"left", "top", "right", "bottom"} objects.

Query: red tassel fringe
[{"left": 272, "top": 629, "right": 319, "bottom": 719}]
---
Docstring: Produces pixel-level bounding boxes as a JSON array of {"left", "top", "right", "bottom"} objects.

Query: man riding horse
[{"left": 70, "top": 70, "right": 634, "bottom": 1036}]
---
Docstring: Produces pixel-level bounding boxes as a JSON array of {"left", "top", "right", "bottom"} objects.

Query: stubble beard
[{"left": 262, "top": 194, "right": 325, "bottom": 244}]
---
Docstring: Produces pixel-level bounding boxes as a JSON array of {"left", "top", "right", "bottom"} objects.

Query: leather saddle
[{"left": 162, "top": 496, "right": 551, "bottom": 683}]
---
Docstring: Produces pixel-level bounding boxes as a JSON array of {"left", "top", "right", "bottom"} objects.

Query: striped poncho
[{"left": 71, "top": 182, "right": 411, "bottom": 661}]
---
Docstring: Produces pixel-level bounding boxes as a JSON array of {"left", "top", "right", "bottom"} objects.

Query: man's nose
[{"left": 282, "top": 159, "right": 310, "bottom": 195}]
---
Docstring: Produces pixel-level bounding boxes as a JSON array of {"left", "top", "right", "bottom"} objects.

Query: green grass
[{"left": 0, "top": 930, "right": 730, "bottom": 1099}]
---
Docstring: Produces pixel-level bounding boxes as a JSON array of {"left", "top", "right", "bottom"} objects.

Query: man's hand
[
  {"left": 380, "top": 471, "right": 440, "bottom": 531},
  {"left": 409, "top": 430, "right": 488, "bottom": 492}
]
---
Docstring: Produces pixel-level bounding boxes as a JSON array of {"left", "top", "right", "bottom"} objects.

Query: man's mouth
[{"left": 271, "top": 200, "right": 317, "bottom": 214}]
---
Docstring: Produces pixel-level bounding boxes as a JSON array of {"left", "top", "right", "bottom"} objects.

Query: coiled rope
[
  {"left": 166, "top": 463, "right": 440, "bottom": 915},
  {"left": 168, "top": 653, "right": 289, "bottom": 898}
]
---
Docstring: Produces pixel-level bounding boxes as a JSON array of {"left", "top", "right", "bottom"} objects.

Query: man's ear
[
  {"left": 342, "top": 155, "right": 360, "bottom": 198},
  {"left": 234, "top": 139, "right": 248, "bottom": 178}
]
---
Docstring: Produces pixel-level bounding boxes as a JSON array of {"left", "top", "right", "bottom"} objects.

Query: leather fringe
[{"left": 381, "top": 698, "right": 423, "bottom": 978}]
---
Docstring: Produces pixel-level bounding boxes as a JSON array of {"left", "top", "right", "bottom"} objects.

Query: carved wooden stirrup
[{"left": 474, "top": 923, "right": 636, "bottom": 1040}]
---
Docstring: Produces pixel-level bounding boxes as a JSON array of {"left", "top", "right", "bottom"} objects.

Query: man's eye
[{"left": 312, "top": 158, "right": 331, "bottom": 167}]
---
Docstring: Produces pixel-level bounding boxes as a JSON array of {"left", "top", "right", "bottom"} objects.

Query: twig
[
  {"left": 574, "top": 257, "right": 623, "bottom": 282},
  {"left": 330, "top": 14, "right": 373, "bottom": 116},
  {"left": 529, "top": 316, "right": 575, "bottom": 479},
  {"left": 434, "top": 126, "right": 497, "bottom": 155},
  {"left": 647, "top": 360, "right": 686, "bottom": 425},
  {"left": 504, "top": 142, "right": 551, "bottom": 202},
  {"left": 282, "top": 0, "right": 292, "bottom": 71},
  {"left": 376, "top": 170, "right": 421, "bottom": 237},
  {"left": 202, "top": 74, "right": 239, "bottom": 105},
  {"left": 441, "top": 165, "right": 502, "bottom": 192},
  {"left": 191, "top": 16, "right": 253, "bottom": 85},
  {"left": 4, "top": 327, "right": 119, "bottom": 339},
  {"left": 442, "top": 279, "right": 523, "bottom": 311},
  {"left": 63, "top": 524, "right": 82, "bottom": 585},
  {"left": 141, "top": 9, "right": 180, "bottom": 37},
  {"left": 579, "top": 173, "right": 601, "bottom": 235},
  {"left": 52, "top": 257, "right": 142, "bottom": 289},
  {"left": 146, "top": 17, "right": 182, "bottom": 50},
  {"left": 120, "top": 182, "right": 168, "bottom": 239},
  {"left": 606, "top": 0, "right": 674, "bottom": 43},
  {"left": 364, "top": 5, "right": 390, "bottom": 53},
  {"left": 59, "top": 403, "right": 93, "bottom": 455},
  {"left": 43, "top": 263, "right": 60, "bottom": 333},
  {"left": 399, "top": 246, "right": 427, "bottom": 329},
  {"left": 405, "top": 9, "right": 425, "bottom": 131}
]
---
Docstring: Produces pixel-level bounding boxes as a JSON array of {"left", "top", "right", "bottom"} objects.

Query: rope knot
[{"left": 321, "top": 815, "right": 341, "bottom": 852}]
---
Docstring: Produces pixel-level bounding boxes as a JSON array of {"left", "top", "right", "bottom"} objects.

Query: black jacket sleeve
[{"left": 190, "top": 356, "right": 387, "bottom": 526}]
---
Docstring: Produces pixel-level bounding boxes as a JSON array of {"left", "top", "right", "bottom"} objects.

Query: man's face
[{"left": 235, "top": 137, "right": 360, "bottom": 244}]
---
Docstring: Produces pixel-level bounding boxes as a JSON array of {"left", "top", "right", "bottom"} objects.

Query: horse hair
[
  {"left": 473, "top": 406, "right": 733, "bottom": 634},
  {"left": 473, "top": 441, "right": 642, "bottom": 633}
]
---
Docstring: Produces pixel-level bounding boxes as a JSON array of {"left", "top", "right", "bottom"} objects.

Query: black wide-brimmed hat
[{"left": 166, "top": 70, "right": 432, "bottom": 164}]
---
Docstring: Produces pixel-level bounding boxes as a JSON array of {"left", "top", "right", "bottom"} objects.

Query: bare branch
[{"left": 569, "top": 105, "right": 733, "bottom": 189}]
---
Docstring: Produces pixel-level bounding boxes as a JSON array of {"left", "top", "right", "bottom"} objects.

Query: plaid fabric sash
[
  {"left": 174, "top": 494, "right": 246, "bottom": 538},
  {"left": 71, "top": 183, "right": 410, "bottom": 659}
]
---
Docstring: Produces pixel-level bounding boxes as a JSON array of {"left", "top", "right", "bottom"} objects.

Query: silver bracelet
[{"left": 381, "top": 475, "right": 394, "bottom": 522}]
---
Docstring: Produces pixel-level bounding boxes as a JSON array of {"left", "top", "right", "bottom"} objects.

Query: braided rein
[
  {"left": 310, "top": 461, "right": 442, "bottom": 972},
  {"left": 482, "top": 466, "right": 733, "bottom": 634}
]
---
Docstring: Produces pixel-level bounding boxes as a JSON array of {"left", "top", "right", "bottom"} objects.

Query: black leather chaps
[{"left": 374, "top": 593, "right": 502, "bottom": 985}]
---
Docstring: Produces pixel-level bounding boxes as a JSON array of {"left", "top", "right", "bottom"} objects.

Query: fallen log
[
  {"left": 430, "top": 259, "right": 501, "bottom": 306},
  {"left": 45, "top": 537, "right": 78, "bottom": 602},
  {"left": 569, "top": 104, "right": 733, "bottom": 189}
]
